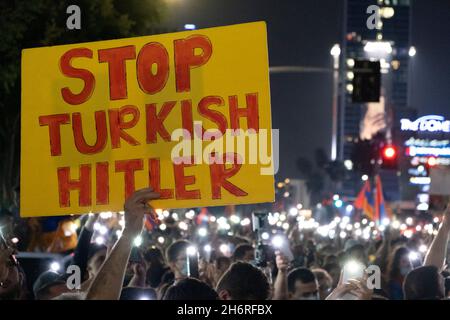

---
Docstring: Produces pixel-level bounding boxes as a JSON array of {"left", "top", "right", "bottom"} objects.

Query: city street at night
[{"left": 1, "top": 0, "right": 450, "bottom": 312}]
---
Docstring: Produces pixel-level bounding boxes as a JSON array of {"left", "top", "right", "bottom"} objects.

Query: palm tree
[{"left": 0, "top": 0, "right": 165, "bottom": 207}]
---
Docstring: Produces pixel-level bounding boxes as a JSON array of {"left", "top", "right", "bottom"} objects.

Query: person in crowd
[
  {"left": 403, "top": 204, "right": 450, "bottom": 300},
  {"left": 423, "top": 204, "right": 450, "bottom": 271},
  {"left": 373, "top": 227, "right": 394, "bottom": 275},
  {"left": 86, "top": 188, "right": 160, "bottom": 299},
  {"left": 32, "top": 214, "right": 106, "bottom": 300},
  {"left": 86, "top": 244, "right": 108, "bottom": 280},
  {"left": 70, "top": 214, "right": 99, "bottom": 283},
  {"left": 312, "top": 268, "right": 333, "bottom": 299},
  {"left": 273, "top": 252, "right": 289, "bottom": 300},
  {"left": 326, "top": 272, "right": 373, "bottom": 300},
  {"left": 305, "top": 240, "right": 316, "bottom": 267},
  {"left": 165, "top": 240, "right": 193, "bottom": 282},
  {"left": 163, "top": 278, "right": 218, "bottom": 300},
  {"left": 291, "top": 244, "right": 306, "bottom": 268},
  {"left": 215, "top": 256, "right": 231, "bottom": 283},
  {"left": 32, "top": 270, "right": 68, "bottom": 300},
  {"left": 0, "top": 245, "right": 26, "bottom": 300},
  {"left": 323, "top": 262, "right": 341, "bottom": 289},
  {"left": 386, "top": 246, "right": 412, "bottom": 300},
  {"left": 323, "top": 254, "right": 338, "bottom": 266},
  {"left": 216, "top": 261, "right": 270, "bottom": 300},
  {"left": 444, "top": 277, "right": 450, "bottom": 298},
  {"left": 126, "top": 260, "right": 148, "bottom": 288},
  {"left": 286, "top": 267, "right": 319, "bottom": 300},
  {"left": 4, "top": 180, "right": 450, "bottom": 302},
  {"left": 157, "top": 281, "right": 173, "bottom": 300},
  {"left": 343, "top": 240, "right": 368, "bottom": 266},
  {"left": 144, "top": 247, "right": 170, "bottom": 288},
  {"left": 403, "top": 266, "right": 445, "bottom": 300},
  {"left": 232, "top": 243, "right": 255, "bottom": 263}
]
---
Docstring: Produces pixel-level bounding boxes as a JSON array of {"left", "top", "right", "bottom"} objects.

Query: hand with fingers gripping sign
[{"left": 122, "top": 188, "right": 161, "bottom": 238}]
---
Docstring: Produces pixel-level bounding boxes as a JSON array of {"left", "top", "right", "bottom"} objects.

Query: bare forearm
[
  {"left": 80, "top": 277, "right": 94, "bottom": 292},
  {"left": 424, "top": 224, "right": 450, "bottom": 270},
  {"left": 86, "top": 233, "right": 134, "bottom": 300},
  {"left": 272, "top": 271, "right": 288, "bottom": 300}
]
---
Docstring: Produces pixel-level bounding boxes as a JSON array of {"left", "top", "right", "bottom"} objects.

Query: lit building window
[
  {"left": 346, "top": 71, "right": 354, "bottom": 80},
  {"left": 391, "top": 60, "right": 400, "bottom": 70},
  {"left": 344, "top": 160, "right": 353, "bottom": 170},
  {"left": 346, "top": 84, "right": 354, "bottom": 93}
]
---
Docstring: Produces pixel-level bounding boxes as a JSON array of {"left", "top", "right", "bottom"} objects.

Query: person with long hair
[{"left": 386, "top": 246, "right": 412, "bottom": 300}]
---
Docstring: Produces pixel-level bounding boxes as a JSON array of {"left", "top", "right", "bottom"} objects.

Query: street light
[
  {"left": 408, "top": 46, "right": 417, "bottom": 106},
  {"left": 330, "top": 44, "right": 340, "bottom": 161},
  {"left": 269, "top": 44, "right": 342, "bottom": 161},
  {"left": 330, "top": 44, "right": 341, "bottom": 57}
]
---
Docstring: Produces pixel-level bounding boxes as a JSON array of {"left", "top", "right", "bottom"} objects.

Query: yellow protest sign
[{"left": 21, "top": 21, "right": 274, "bottom": 217}]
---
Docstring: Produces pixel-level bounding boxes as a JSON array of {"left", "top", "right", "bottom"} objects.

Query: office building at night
[{"left": 338, "top": 0, "right": 413, "bottom": 203}]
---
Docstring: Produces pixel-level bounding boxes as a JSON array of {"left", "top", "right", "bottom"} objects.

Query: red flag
[{"left": 196, "top": 208, "right": 209, "bottom": 225}]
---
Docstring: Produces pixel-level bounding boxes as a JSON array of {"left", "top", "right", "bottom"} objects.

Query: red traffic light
[
  {"left": 427, "top": 157, "right": 437, "bottom": 167},
  {"left": 382, "top": 146, "right": 397, "bottom": 160}
]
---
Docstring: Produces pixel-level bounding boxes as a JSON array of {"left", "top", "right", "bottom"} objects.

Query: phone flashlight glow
[
  {"left": 186, "top": 246, "right": 197, "bottom": 256},
  {"left": 271, "top": 235, "right": 284, "bottom": 248}
]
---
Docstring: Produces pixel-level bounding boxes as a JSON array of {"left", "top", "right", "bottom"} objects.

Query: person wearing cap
[{"left": 33, "top": 270, "right": 68, "bottom": 300}]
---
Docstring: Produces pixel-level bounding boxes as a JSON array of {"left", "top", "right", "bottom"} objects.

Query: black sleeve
[{"left": 71, "top": 227, "right": 93, "bottom": 280}]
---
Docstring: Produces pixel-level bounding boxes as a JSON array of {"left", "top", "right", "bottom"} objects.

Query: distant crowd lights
[
  {"left": 67, "top": 179, "right": 440, "bottom": 261},
  {"left": 363, "top": 41, "right": 393, "bottom": 55}
]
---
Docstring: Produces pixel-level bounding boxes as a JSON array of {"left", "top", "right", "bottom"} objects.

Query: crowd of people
[{"left": 1, "top": 187, "right": 450, "bottom": 300}]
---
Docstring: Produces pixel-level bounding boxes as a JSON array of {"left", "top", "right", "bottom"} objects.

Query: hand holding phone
[
  {"left": 272, "top": 235, "right": 294, "bottom": 262},
  {"left": 186, "top": 246, "right": 199, "bottom": 278},
  {"left": 338, "top": 260, "right": 366, "bottom": 300},
  {"left": 342, "top": 260, "right": 365, "bottom": 283}
]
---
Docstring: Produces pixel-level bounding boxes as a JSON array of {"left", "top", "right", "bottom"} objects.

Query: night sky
[{"left": 161, "top": 0, "right": 450, "bottom": 180}]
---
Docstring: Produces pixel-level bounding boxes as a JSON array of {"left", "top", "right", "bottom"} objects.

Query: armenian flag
[
  {"left": 354, "top": 180, "right": 376, "bottom": 221},
  {"left": 144, "top": 209, "right": 161, "bottom": 231},
  {"left": 375, "top": 175, "right": 393, "bottom": 222},
  {"left": 196, "top": 208, "right": 210, "bottom": 225}
]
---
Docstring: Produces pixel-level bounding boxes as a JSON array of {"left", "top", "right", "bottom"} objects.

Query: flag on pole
[
  {"left": 375, "top": 175, "right": 392, "bottom": 223},
  {"left": 196, "top": 208, "right": 210, "bottom": 225},
  {"left": 354, "top": 180, "right": 375, "bottom": 221},
  {"left": 144, "top": 210, "right": 161, "bottom": 231}
]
